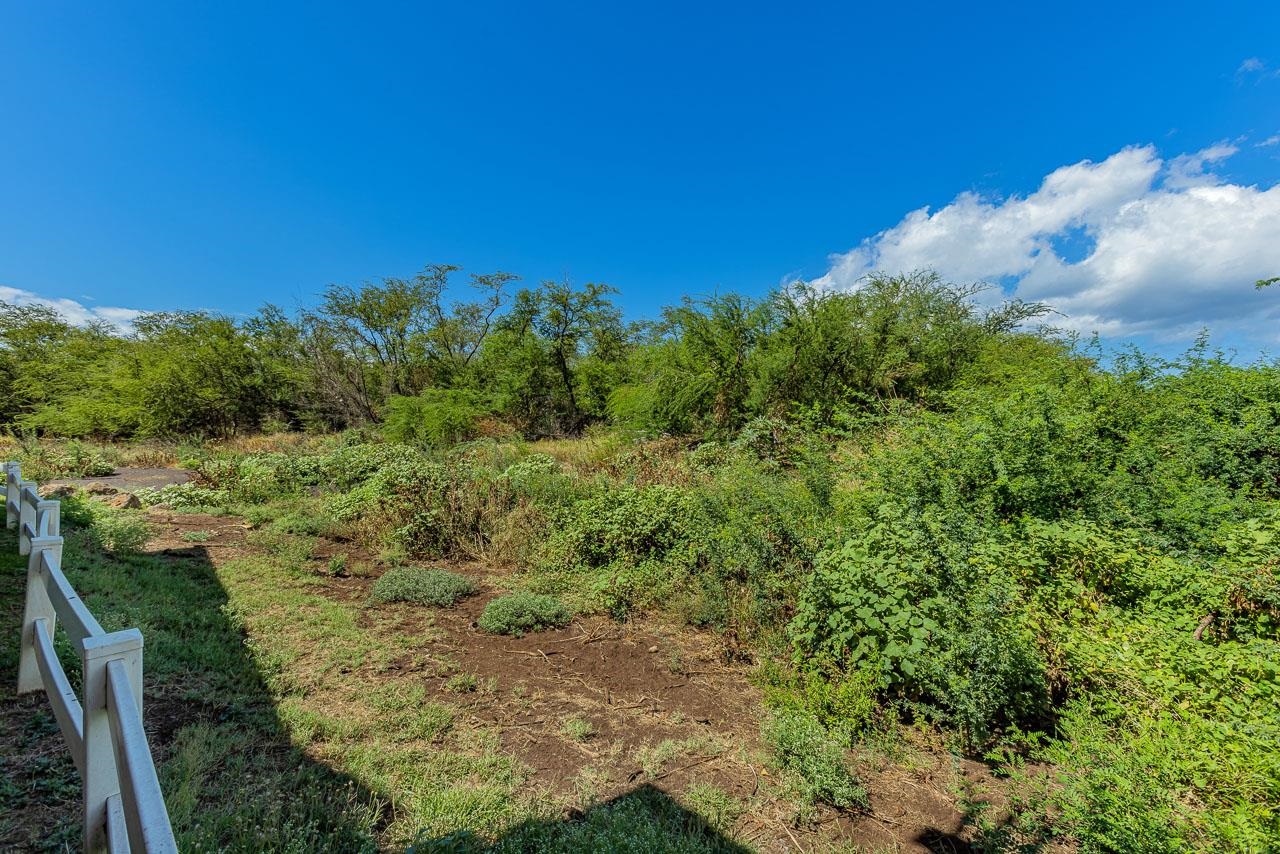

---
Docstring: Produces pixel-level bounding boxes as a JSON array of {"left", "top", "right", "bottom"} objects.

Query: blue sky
[{"left": 2, "top": 2, "right": 1279, "bottom": 348}]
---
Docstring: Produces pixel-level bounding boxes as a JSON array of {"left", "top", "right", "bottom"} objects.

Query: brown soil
[{"left": 135, "top": 509, "right": 1042, "bottom": 853}]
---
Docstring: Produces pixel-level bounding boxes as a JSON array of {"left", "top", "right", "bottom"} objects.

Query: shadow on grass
[
  {"left": 2, "top": 506, "right": 757, "bottom": 853},
  {"left": 407, "top": 784, "right": 752, "bottom": 854},
  {"left": 0, "top": 518, "right": 385, "bottom": 852}
]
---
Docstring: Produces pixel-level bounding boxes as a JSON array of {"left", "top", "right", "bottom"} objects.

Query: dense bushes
[
  {"left": 382, "top": 390, "right": 487, "bottom": 448},
  {"left": 791, "top": 350, "right": 1280, "bottom": 847},
  {"left": 533, "top": 485, "right": 701, "bottom": 616},
  {"left": 9, "top": 437, "right": 117, "bottom": 479},
  {"left": 1, "top": 270, "right": 1048, "bottom": 441},
  {"left": 791, "top": 518, "right": 1048, "bottom": 746}
]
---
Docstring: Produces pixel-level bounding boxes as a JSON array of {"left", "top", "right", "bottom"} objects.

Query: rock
[
  {"left": 85, "top": 482, "right": 119, "bottom": 496},
  {"left": 38, "top": 484, "right": 76, "bottom": 499},
  {"left": 648, "top": 645, "right": 659, "bottom": 654},
  {"left": 105, "top": 492, "right": 142, "bottom": 510}
]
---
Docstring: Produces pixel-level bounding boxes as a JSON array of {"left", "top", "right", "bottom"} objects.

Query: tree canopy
[{"left": 0, "top": 267, "right": 1051, "bottom": 440}]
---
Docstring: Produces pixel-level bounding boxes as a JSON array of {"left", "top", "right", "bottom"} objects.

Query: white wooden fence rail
[{"left": 5, "top": 461, "right": 177, "bottom": 854}]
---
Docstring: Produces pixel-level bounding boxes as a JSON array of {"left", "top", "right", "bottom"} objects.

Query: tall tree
[
  {"left": 302, "top": 264, "right": 515, "bottom": 423},
  {"left": 532, "top": 280, "right": 624, "bottom": 432}
]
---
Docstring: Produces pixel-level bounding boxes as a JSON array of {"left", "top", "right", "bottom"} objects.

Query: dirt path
[
  {"left": 47, "top": 466, "right": 191, "bottom": 492},
  {"left": 142, "top": 509, "right": 1011, "bottom": 852}
]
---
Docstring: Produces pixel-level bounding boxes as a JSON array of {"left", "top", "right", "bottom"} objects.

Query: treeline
[{"left": 0, "top": 267, "right": 1051, "bottom": 441}]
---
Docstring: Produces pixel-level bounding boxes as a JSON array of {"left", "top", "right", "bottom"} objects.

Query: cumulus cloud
[
  {"left": 811, "top": 144, "right": 1280, "bottom": 344},
  {"left": 0, "top": 285, "right": 142, "bottom": 332}
]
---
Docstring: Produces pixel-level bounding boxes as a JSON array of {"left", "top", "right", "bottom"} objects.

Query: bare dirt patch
[{"left": 295, "top": 554, "right": 1023, "bottom": 852}]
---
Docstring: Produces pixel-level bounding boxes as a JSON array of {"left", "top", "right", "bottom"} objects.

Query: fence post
[
  {"left": 18, "top": 480, "right": 36, "bottom": 556},
  {"left": 37, "top": 499, "right": 60, "bottom": 537},
  {"left": 16, "top": 535, "right": 63, "bottom": 694},
  {"left": 4, "top": 462, "right": 18, "bottom": 529},
  {"left": 81, "top": 628, "right": 144, "bottom": 854}
]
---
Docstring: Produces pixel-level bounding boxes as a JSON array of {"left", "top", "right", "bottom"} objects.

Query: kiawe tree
[
  {"left": 129, "top": 312, "right": 279, "bottom": 437},
  {"left": 0, "top": 265, "right": 1055, "bottom": 441}
]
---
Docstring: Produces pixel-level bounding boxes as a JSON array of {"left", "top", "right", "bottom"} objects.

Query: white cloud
[
  {"left": 0, "top": 285, "right": 142, "bottom": 332},
  {"left": 1237, "top": 57, "right": 1280, "bottom": 83},
  {"left": 812, "top": 144, "right": 1280, "bottom": 344},
  {"left": 1164, "top": 142, "right": 1238, "bottom": 188},
  {"left": 1258, "top": 135, "right": 1280, "bottom": 148}
]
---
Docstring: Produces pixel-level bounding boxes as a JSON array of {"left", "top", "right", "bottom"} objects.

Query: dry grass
[{"left": 207, "top": 431, "right": 331, "bottom": 455}]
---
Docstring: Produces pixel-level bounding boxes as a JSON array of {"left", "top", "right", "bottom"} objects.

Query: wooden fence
[{"left": 5, "top": 462, "right": 176, "bottom": 854}]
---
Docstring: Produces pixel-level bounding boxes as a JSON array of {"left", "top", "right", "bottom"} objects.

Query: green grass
[
  {"left": 561, "top": 716, "right": 595, "bottom": 742},
  {"left": 445, "top": 673, "right": 480, "bottom": 694},
  {"left": 1, "top": 503, "right": 387, "bottom": 851},
  {"left": 1, "top": 503, "right": 539, "bottom": 850},
  {"left": 408, "top": 785, "right": 751, "bottom": 854},
  {"left": 680, "top": 784, "right": 744, "bottom": 836}
]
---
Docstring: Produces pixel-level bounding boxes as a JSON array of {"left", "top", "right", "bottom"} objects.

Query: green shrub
[
  {"left": 58, "top": 497, "right": 153, "bottom": 555},
  {"left": 382, "top": 390, "right": 487, "bottom": 448},
  {"left": 320, "top": 443, "right": 421, "bottom": 491},
  {"left": 1017, "top": 704, "right": 1198, "bottom": 853},
  {"left": 917, "top": 581, "right": 1048, "bottom": 746},
  {"left": 477, "top": 592, "right": 571, "bottom": 635},
  {"left": 759, "top": 663, "right": 882, "bottom": 745},
  {"left": 680, "top": 783, "right": 743, "bottom": 836},
  {"left": 535, "top": 485, "right": 701, "bottom": 616},
  {"left": 543, "top": 485, "right": 698, "bottom": 573},
  {"left": 329, "top": 456, "right": 492, "bottom": 558},
  {"left": 135, "top": 482, "right": 232, "bottom": 509},
  {"left": 237, "top": 453, "right": 324, "bottom": 499},
  {"left": 60, "top": 443, "right": 117, "bottom": 477},
  {"left": 326, "top": 554, "right": 348, "bottom": 576},
  {"left": 691, "top": 453, "right": 830, "bottom": 628},
  {"left": 605, "top": 383, "right": 661, "bottom": 433},
  {"left": 790, "top": 524, "right": 944, "bottom": 683},
  {"left": 14, "top": 438, "right": 118, "bottom": 480},
  {"left": 95, "top": 512, "right": 153, "bottom": 554},
  {"left": 790, "top": 512, "right": 1050, "bottom": 746},
  {"left": 368, "top": 567, "right": 476, "bottom": 607},
  {"left": 498, "top": 454, "right": 579, "bottom": 507},
  {"left": 762, "top": 710, "right": 866, "bottom": 811},
  {"left": 684, "top": 440, "right": 731, "bottom": 473}
]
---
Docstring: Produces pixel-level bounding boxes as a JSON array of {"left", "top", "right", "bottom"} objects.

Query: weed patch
[
  {"left": 477, "top": 592, "right": 572, "bottom": 635},
  {"left": 369, "top": 567, "right": 477, "bottom": 607}
]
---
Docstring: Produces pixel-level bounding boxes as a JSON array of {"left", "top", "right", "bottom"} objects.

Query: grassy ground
[{"left": 0, "top": 485, "right": 1024, "bottom": 852}]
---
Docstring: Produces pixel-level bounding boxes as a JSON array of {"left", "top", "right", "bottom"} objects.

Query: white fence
[{"left": 6, "top": 462, "right": 177, "bottom": 854}]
